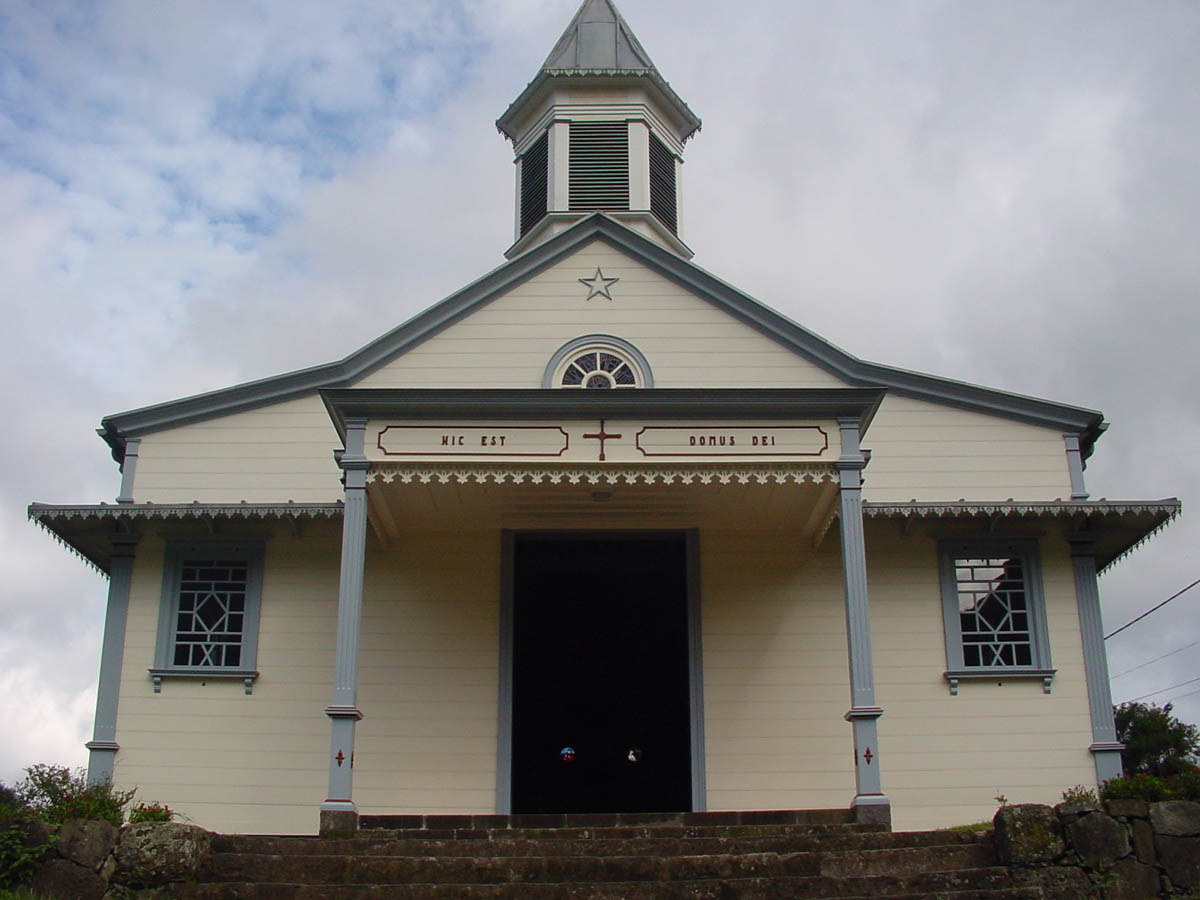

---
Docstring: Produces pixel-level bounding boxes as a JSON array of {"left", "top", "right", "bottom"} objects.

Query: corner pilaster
[
  {"left": 116, "top": 439, "right": 140, "bottom": 504},
  {"left": 836, "top": 418, "right": 889, "bottom": 823},
  {"left": 1064, "top": 435, "right": 1089, "bottom": 500},
  {"left": 321, "top": 417, "right": 370, "bottom": 833},
  {"left": 86, "top": 533, "right": 139, "bottom": 785},
  {"left": 1069, "top": 535, "right": 1124, "bottom": 784}
]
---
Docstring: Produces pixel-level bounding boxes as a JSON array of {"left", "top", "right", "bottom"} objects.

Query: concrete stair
[{"left": 154, "top": 811, "right": 1037, "bottom": 900}]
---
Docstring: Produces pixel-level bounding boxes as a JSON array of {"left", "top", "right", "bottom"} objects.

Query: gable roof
[{"left": 99, "top": 213, "right": 1105, "bottom": 463}]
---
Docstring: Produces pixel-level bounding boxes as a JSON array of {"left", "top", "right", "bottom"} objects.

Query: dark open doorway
[{"left": 510, "top": 533, "right": 693, "bottom": 814}]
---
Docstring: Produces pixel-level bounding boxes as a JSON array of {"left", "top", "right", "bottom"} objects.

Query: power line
[
  {"left": 1167, "top": 686, "right": 1200, "bottom": 704},
  {"left": 1123, "top": 675, "right": 1200, "bottom": 704},
  {"left": 1105, "top": 577, "right": 1200, "bottom": 640},
  {"left": 1111, "top": 638, "right": 1200, "bottom": 679}
]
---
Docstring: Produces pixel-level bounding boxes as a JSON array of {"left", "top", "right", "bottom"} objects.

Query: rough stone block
[
  {"left": 319, "top": 807, "right": 360, "bottom": 836},
  {"left": 113, "top": 822, "right": 213, "bottom": 889},
  {"left": 1012, "top": 864, "right": 1095, "bottom": 900},
  {"left": 1105, "top": 799, "right": 1149, "bottom": 819},
  {"left": 993, "top": 804, "right": 1065, "bottom": 866},
  {"left": 29, "top": 858, "right": 108, "bottom": 900},
  {"left": 1156, "top": 834, "right": 1200, "bottom": 889},
  {"left": 57, "top": 818, "right": 118, "bottom": 871},
  {"left": 1131, "top": 818, "right": 1156, "bottom": 865},
  {"left": 1067, "top": 811, "right": 1130, "bottom": 871},
  {"left": 1055, "top": 800, "right": 1101, "bottom": 824},
  {"left": 1104, "top": 856, "right": 1163, "bottom": 900},
  {"left": 1149, "top": 800, "right": 1200, "bottom": 836}
]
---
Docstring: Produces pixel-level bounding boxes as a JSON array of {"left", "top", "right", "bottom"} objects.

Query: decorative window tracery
[
  {"left": 561, "top": 350, "right": 638, "bottom": 389},
  {"left": 545, "top": 335, "right": 652, "bottom": 389},
  {"left": 938, "top": 539, "right": 1054, "bottom": 693},
  {"left": 151, "top": 539, "right": 264, "bottom": 693}
]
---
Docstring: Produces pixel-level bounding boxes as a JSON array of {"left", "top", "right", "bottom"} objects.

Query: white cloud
[{"left": 2, "top": 0, "right": 1198, "bottom": 785}]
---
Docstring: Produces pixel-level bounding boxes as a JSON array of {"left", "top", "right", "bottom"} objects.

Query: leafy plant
[
  {"left": 128, "top": 802, "right": 174, "bottom": 824},
  {"left": 1061, "top": 784, "right": 1099, "bottom": 804},
  {"left": 0, "top": 816, "right": 52, "bottom": 889},
  {"left": 1100, "top": 767, "right": 1200, "bottom": 802},
  {"left": 1115, "top": 702, "right": 1200, "bottom": 776},
  {"left": 14, "top": 765, "right": 134, "bottom": 827}
]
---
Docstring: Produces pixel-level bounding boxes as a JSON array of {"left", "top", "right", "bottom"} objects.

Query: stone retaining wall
[
  {"left": 994, "top": 799, "right": 1200, "bottom": 899},
  {"left": 2, "top": 816, "right": 211, "bottom": 900}
]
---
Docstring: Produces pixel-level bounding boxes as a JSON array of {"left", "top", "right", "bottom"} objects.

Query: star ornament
[{"left": 579, "top": 267, "right": 619, "bottom": 301}]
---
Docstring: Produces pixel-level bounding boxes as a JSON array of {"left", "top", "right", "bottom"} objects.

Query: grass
[
  {"left": 0, "top": 889, "right": 53, "bottom": 900},
  {"left": 941, "top": 821, "right": 993, "bottom": 833}
]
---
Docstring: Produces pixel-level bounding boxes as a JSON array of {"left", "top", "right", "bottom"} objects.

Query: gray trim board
[
  {"left": 685, "top": 528, "right": 706, "bottom": 812},
  {"left": 116, "top": 439, "right": 140, "bottom": 504},
  {"left": 98, "top": 215, "right": 1106, "bottom": 463},
  {"left": 322, "top": 387, "right": 885, "bottom": 442},
  {"left": 496, "top": 530, "right": 516, "bottom": 814},
  {"left": 87, "top": 534, "right": 138, "bottom": 786}
]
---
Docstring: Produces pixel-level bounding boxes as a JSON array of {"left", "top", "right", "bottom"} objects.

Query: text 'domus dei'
[
  {"left": 634, "top": 426, "right": 829, "bottom": 457},
  {"left": 376, "top": 425, "right": 570, "bottom": 457}
]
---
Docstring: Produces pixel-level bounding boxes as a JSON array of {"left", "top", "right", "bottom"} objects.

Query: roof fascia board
[
  {"left": 582, "top": 219, "right": 1106, "bottom": 448},
  {"left": 321, "top": 387, "right": 885, "bottom": 444},
  {"left": 100, "top": 213, "right": 1104, "bottom": 460}
]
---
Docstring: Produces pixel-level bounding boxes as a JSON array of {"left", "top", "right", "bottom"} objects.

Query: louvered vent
[
  {"left": 649, "top": 133, "right": 677, "bottom": 233},
  {"left": 520, "top": 132, "right": 549, "bottom": 237},
  {"left": 570, "top": 122, "right": 629, "bottom": 211}
]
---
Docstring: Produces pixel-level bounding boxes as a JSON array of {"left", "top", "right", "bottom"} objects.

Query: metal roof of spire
[
  {"left": 497, "top": 0, "right": 700, "bottom": 142},
  {"left": 541, "top": 0, "right": 657, "bottom": 72}
]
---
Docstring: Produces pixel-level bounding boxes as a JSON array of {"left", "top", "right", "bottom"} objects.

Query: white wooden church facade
[{"left": 32, "top": 0, "right": 1179, "bottom": 835}]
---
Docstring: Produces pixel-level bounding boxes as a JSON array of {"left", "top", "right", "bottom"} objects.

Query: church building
[{"left": 31, "top": 0, "right": 1180, "bottom": 835}]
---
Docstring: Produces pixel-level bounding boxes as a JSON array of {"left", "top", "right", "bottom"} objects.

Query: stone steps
[
  {"left": 153, "top": 869, "right": 1030, "bottom": 900},
  {"left": 149, "top": 814, "right": 1025, "bottom": 900}
]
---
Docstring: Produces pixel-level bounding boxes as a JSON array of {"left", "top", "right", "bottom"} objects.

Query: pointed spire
[
  {"left": 497, "top": 0, "right": 699, "bottom": 143},
  {"left": 541, "top": 0, "right": 656, "bottom": 72}
]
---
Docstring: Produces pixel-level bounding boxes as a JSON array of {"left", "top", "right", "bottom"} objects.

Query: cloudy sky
[{"left": 2, "top": 0, "right": 1197, "bottom": 788}]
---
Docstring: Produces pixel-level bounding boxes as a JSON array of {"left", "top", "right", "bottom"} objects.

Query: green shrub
[
  {"left": 128, "top": 802, "right": 174, "bottom": 824},
  {"left": 0, "top": 816, "right": 52, "bottom": 889},
  {"left": 0, "top": 787, "right": 19, "bottom": 816},
  {"left": 14, "top": 765, "right": 134, "bottom": 827},
  {"left": 1061, "top": 784, "right": 1099, "bottom": 804},
  {"left": 1099, "top": 769, "right": 1200, "bottom": 802}
]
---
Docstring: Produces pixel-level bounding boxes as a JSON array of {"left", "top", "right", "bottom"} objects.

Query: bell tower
[{"left": 497, "top": 0, "right": 701, "bottom": 260}]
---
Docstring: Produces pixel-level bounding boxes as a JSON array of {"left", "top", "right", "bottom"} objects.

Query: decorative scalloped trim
[
  {"left": 27, "top": 501, "right": 345, "bottom": 522},
  {"left": 367, "top": 463, "right": 837, "bottom": 487},
  {"left": 863, "top": 500, "right": 1181, "bottom": 519},
  {"left": 28, "top": 515, "right": 104, "bottom": 575}
]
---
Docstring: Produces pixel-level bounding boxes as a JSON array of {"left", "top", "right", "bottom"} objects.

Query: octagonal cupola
[{"left": 497, "top": 0, "right": 701, "bottom": 260}]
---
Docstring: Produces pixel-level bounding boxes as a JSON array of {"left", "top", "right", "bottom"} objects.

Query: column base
[
  {"left": 85, "top": 742, "right": 119, "bottom": 785},
  {"left": 851, "top": 794, "right": 892, "bottom": 829},
  {"left": 320, "top": 801, "right": 360, "bottom": 836},
  {"left": 1090, "top": 742, "right": 1125, "bottom": 783}
]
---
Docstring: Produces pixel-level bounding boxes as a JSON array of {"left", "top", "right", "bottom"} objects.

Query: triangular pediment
[{"left": 99, "top": 214, "right": 1103, "bottom": 462}]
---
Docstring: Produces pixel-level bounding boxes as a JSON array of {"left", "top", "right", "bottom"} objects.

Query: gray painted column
[
  {"left": 836, "top": 418, "right": 889, "bottom": 825},
  {"left": 1069, "top": 535, "right": 1124, "bottom": 783},
  {"left": 1064, "top": 435, "right": 1089, "bottom": 500},
  {"left": 86, "top": 534, "right": 139, "bottom": 785},
  {"left": 321, "top": 418, "right": 370, "bottom": 832},
  {"left": 116, "top": 439, "right": 140, "bottom": 504}
]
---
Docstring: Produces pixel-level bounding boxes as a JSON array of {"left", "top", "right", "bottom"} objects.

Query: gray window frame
[
  {"left": 938, "top": 538, "right": 1055, "bottom": 694},
  {"left": 150, "top": 538, "right": 265, "bottom": 694}
]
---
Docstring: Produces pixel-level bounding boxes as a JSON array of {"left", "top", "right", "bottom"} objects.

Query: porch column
[
  {"left": 321, "top": 417, "right": 370, "bottom": 834},
  {"left": 836, "top": 418, "right": 890, "bottom": 825},
  {"left": 86, "top": 534, "right": 139, "bottom": 785},
  {"left": 1069, "top": 535, "right": 1124, "bottom": 783}
]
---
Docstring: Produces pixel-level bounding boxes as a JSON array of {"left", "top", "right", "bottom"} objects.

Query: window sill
[
  {"left": 944, "top": 668, "right": 1056, "bottom": 696},
  {"left": 149, "top": 668, "right": 259, "bottom": 695}
]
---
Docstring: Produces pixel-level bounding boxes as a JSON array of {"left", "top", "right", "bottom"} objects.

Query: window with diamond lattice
[
  {"left": 939, "top": 541, "right": 1051, "bottom": 674},
  {"left": 560, "top": 350, "right": 639, "bottom": 389},
  {"left": 154, "top": 540, "right": 264, "bottom": 683},
  {"left": 173, "top": 559, "right": 248, "bottom": 667}
]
